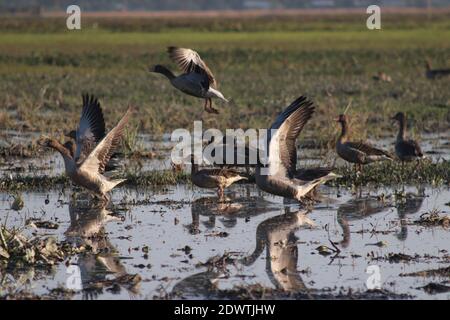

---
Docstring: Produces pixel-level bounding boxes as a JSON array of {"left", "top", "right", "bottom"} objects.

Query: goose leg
[{"left": 206, "top": 98, "right": 219, "bottom": 114}]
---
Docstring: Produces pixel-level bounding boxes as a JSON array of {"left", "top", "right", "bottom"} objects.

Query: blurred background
[
  {"left": 0, "top": 0, "right": 449, "bottom": 146},
  {"left": 1, "top": 0, "right": 450, "bottom": 13}
]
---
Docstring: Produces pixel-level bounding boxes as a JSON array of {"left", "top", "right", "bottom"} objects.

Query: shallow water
[
  {"left": 1, "top": 130, "right": 450, "bottom": 177},
  {"left": 0, "top": 184, "right": 448, "bottom": 300}
]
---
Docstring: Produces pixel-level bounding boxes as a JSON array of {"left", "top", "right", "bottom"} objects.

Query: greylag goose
[
  {"left": 150, "top": 46, "right": 228, "bottom": 114},
  {"left": 38, "top": 95, "right": 132, "bottom": 203},
  {"left": 425, "top": 60, "right": 450, "bottom": 79},
  {"left": 190, "top": 155, "right": 247, "bottom": 201},
  {"left": 255, "top": 96, "right": 339, "bottom": 202},
  {"left": 64, "top": 95, "right": 119, "bottom": 172},
  {"left": 335, "top": 114, "right": 393, "bottom": 172},
  {"left": 392, "top": 112, "right": 423, "bottom": 164}
]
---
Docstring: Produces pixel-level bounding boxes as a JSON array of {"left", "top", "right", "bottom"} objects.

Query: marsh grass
[
  {"left": 1, "top": 160, "right": 448, "bottom": 191},
  {"left": 0, "top": 14, "right": 449, "bottom": 140}
]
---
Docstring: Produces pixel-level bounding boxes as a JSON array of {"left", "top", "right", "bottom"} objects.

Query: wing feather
[
  {"left": 80, "top": 107, "right": 132, "bottom": 174},
  {"left": 346, "top": 141, "right": 392, "bottom": 158},
  {"left": 168, "top": 46, "right": 217, "bottom": 87},
  {"left": 75, "top": 94, "right": 106, "bottom": 163},
  {"left": 267, "top": 96, "right": 315, "bottom": 177}
]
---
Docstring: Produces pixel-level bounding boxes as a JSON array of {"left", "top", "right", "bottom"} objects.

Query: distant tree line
[{"left": 0, "top": 0, "right": 449, "bottom": 12}]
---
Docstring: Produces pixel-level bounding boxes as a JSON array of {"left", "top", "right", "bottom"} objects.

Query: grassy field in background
[{"left": 0, "top": 11, "right": 449, "bottom": 147}]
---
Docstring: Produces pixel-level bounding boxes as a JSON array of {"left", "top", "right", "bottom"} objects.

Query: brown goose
[
  {"left": 38, "top": 95, "right": 132, "bottom": 203},
  {"left": 150, "top": 47, "right": 228, "bottom": 114},
  {"left": 425, "top": 60, "right": 450, "bottom": 79},
  {"left": 335, "top": 114, "right": 393, "bottom": 172},
  {"left": 190, "top": 155, "right": 247, "bottom": 200},
  {"left": 64, "top": 95, "right": 119, "bottom": 172},
  {"left": 392, "top": 112, "right": 423, "bottom": 164},
  {"left": 255, "top": 96, "right": 339, "bottom": 202}
]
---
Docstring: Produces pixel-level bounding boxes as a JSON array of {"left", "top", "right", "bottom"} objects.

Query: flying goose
[
  {"left": 190, "top": 155, "right": 247, "bottom": 201},
  {"left": 392, "top": 112, "right": 423, "bottom": 164},
  {"left": 38, "top": 94, "right": 132, "bottom": 203},
  {"left": 254, "top": 96, "right": 339, "bottom": 202},
  {"left": 150, "top": 46, "right": 228, "bottom": 114},
  {"left": 425, "top": 59, "right": 450, "bottom": 79},
  {"left": 335, "top": 114, "right": 393, "bottom": 172}
]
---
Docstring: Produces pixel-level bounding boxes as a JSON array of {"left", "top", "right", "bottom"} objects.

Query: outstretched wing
[
  {"left": 267, "top": 96, "right": 315, "bottom": 177},
  {"left": 80, "top": 107, "right": 132, "bottom": 174},
  {"left": 75, "top": 94, "right": 106, "bottom": 163},
  {"left": 168, "top": 46, "right": 217, "bottom": 87}
]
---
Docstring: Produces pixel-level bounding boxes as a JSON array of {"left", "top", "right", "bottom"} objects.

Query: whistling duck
[
  {"left": 190, "top": 155, "right": 247, "bottom": 201},
  {"left": 150, "top": 47, "right": 228, "bottom": 114},
  {"left": 38, "top": 94, "right": 132, "bottom": 203},
  {"left": 335, "top": 114, "right": 393, "bottom": 172},
  {"left": 255, "top": 96, "right": 339, "bottom": 203},
  {"left": 425, "top": 60, "right": 450, "bottom": 79},
  {"left": 392, "top": 112, "right": 423, "bottom": 164}
]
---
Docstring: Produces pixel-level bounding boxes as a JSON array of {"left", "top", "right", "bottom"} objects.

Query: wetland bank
[{"left": 1, "top": 10, "right": 450, "bottom": 300}]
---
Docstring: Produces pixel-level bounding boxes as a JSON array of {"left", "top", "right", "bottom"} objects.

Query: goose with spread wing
[
  {"left": 64, "top": 95, "right": 119, "bottom": 172},
  {"left": 38, "top": 94, "right": 132, "bottom": 203},
  {"left": 150, "top": 46, "right": 228, "bottom": 114},
  {"left": 335, "top": 114, "right": 393, "bottom": 172},
  {"left": 255, "top": 96, "right": 339, "bottom": 202},
  {"left": 392, "top": 112, "right": 423, "bottom": 163}
]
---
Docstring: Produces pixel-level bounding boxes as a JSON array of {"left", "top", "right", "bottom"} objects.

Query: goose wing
[
  {"left": 74, "top": 94, "right": 106, "bottom": 163},
  {"left": 168, "top": 46, "right": 217, "bottom": 87},
  {"left": 267, "top": 96, "right": 315, "bottom": 177},
  {"left": 346, "top": 141, "right": 392, "bottom": 158},
  {"left": 399, "top": 139, "right": 423, "bottom": 157},
  {"left": 80, "top": 108, "right": 132, "bottom": 174}
]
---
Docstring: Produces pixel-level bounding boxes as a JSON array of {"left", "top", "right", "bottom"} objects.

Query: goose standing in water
[
  {"left": 150, "top": 47, "right": 228, "bottom": 114},
  {"left": 425, "top": 60, "right": 450, "bottom": 79},
  {"left": 190, "top": 155, "right": 247, "bottom": 201},
  {"left": 255, "top": 96, "right": 339, "bottom": 203},
  {"left": 335, "top": 114, "right": 393, "bottom": 173},
  {"left": 38, "top": 94, "right": 132, "bottom": 203},
  {"left": 392, "top": 112, "right": 423, "bottom": 166}
]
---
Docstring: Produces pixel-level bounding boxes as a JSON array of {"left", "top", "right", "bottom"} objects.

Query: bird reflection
[
  {"left": 337, "top": 197, "right": 388, "bottom": 248},
  {"left": 188, "top": 194, "right": 276, "bottom": 234},
  {"left": 65, "top": 200, "right": 141, "bottom": 299},
  {"left": 395, "top": 188, "right": 425, "bottom": 241},
  {"left": 240, "top": 208, "right": 314, "bottom": 292},
  {"left": 171, "top": 270, "right": 223, "bottom": 299}
]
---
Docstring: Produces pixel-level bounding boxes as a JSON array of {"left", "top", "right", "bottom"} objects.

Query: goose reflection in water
[
  {"left": 394, "top": 188, "right": 425, "bottom": 241},
  {"left": 188, "top": 193, "right": 276, "bottom": 234},
  {"left": 240, "top": 208, "right": 314, "bottom": 292},
  {"left": 337, "top": 196, "right": 388, "bottom": 248},
  {"left": 65, "top": 200, "right": 141, "bottom": 299}
]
